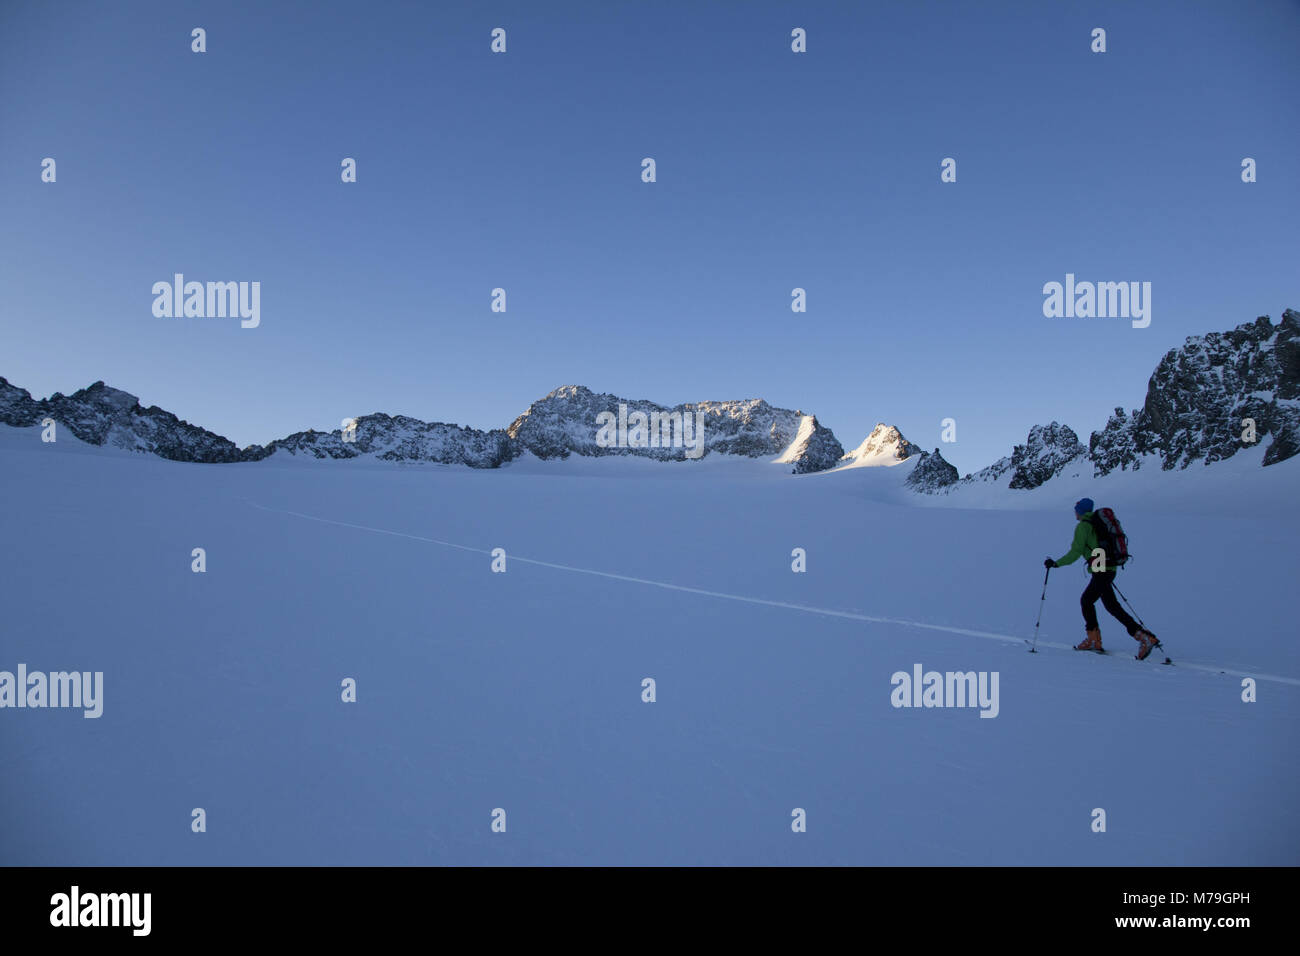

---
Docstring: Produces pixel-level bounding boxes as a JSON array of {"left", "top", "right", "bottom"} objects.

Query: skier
[{"left": 1044, "top": 498, "right": 1161, "bottom": 659}]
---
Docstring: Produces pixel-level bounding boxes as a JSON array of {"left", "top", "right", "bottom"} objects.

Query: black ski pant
[{"left": 1081, "top": 571, "right": 1140, "bottom": 634}]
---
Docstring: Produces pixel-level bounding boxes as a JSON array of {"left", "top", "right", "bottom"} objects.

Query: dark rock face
[
  {"left": 905, "top": 447, "right": 960, "bottom": 492},
  {"left": 1088, "top": 407, "right": 1144, "bottom": 474},
  {"left": 0, "top": 377, "right": 244, "bottom": 462},
  {"left": 956, "top": 422, "right": 1084, "bottom": 491},
  {"left": 243, "top": 414, "right": 515, "bottom": 468},
  {"left": 1090, "top": 310, "right": 1300, "bottom": 473},
  {"left": 1264, "top": 418, "right": 1300, "bottom": 466},
  {"left": 0, "top": 377, "right": 41, "bottom": 425},
  {"left": 506, "top": 385, "right": 844, "bottom": 472},
  {"left": 1007, "top": 423, "right": 1085, "bottom": 489}
]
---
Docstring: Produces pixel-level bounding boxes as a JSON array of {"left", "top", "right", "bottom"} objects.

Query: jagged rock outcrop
[
  {"left": 1089, "top": 406, "right": 1145, "bottom": 474},
  {"left": 0, "top": 377, "right": 42, "bottom": 425},
  {"left": 1007, "top": 423, "right": 1085, "bottom": 489},
  {"left": 242, "top": 413, "right": 516, "bottom": 468},
  {"left": 1090, "top": 310, "right": 1300, "bottom": 472},
  {"left": 0, "top": 377, "right": 244, "bottom": 462},
  {"left": 506, "top": 385, "right": 844, "bottom": 471},
  {"left": 904, "top": 447, "right": 960, "bottom": 492},
  {"left": 1265, "top": 418, "right": 1300, "bottom": 466},
  {"left": 957, "top": 422, "right": 1085, "bottom": 491}
]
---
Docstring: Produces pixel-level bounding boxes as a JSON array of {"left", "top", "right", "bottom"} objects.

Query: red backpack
[{"left": 1088, "top": 507, "right": 1130, "bottom": 568}]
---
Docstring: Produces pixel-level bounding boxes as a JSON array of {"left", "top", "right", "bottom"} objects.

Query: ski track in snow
[{"left": 244, "top": 499, "right": 1300, "bottom": 690}]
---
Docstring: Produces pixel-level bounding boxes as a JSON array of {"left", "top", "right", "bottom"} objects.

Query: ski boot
[
  {"left": 1075, "top": 628, "right": 1104, "bottom": 653},
  {"left": 1134, "top": 629, "right": 1160, "bottom": 661}
]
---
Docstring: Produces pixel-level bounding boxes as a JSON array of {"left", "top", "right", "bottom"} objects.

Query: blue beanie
[{"left": 1075, "top": 498, "right": 1094, "bottom": 516}]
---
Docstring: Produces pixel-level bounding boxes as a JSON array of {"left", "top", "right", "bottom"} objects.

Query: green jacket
[{"left": 1055, "top": 512, "right": 1103, "bottom": 574}]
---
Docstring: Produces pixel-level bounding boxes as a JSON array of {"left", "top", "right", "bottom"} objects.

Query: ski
[{"left": 1025, "top": 637, "right": 1174, "bottom": 664}]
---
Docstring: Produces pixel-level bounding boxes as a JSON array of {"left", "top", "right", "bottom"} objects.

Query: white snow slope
[{"left": 1, "top": 424, "right": 1296, "bottom": 865}]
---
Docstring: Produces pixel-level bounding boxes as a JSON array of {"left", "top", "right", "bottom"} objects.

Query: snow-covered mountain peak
[
  {"left": 508, "top": 387, "right": 843, "bottom": 471},
  {"left": 541, "top": 384, "right": 594, "bottom": 403},
  {"left": 839, "top": 423, "right": 919, "bottom": 467},
  {"left": 773, "top": 413, "right": 844, "bottom": 473},
  {"left": 70, "top": 380, "right": 141, "bottom": 412}
]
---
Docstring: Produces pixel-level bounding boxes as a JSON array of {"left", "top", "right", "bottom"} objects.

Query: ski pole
[
  {"left": 1113, "top": 580, "right": 1172, "bottom": 664},
  {"left": 1030, "top": 566, "right": 1050, "bottom": 653},
  {"left": 1111, "top": 580, "right": 1147, "bottom": 629}
]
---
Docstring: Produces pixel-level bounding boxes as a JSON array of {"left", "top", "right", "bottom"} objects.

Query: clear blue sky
[{"left": 2, "top": 0, "right": 1297, "bottom": 473}]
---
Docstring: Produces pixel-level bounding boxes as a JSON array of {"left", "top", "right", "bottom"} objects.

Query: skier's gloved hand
[{"left": 1044, "top": 557, "right": 1056, "bottom": 568}]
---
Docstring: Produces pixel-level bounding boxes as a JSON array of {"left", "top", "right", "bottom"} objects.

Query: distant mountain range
[{"left": 2, "top": 309, "right": 1296, "bottom": 491}]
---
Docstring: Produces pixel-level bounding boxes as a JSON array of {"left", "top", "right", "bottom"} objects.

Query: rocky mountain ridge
[
  {"left": 908, "top": 309, "right": 1299, "bottom": 494},
  {"left": 0, "top": 379, "right": 844, "bottom": 472},
  {"left": 4, "top": 309, "right": 1295, "bottom": 485}
]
